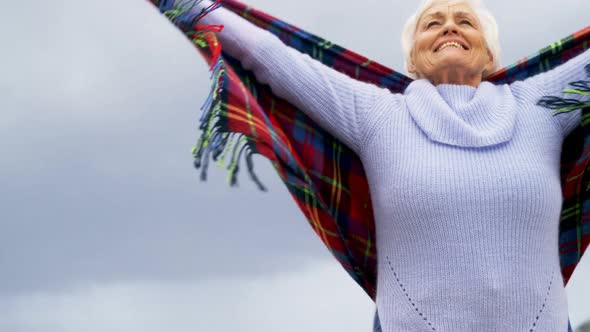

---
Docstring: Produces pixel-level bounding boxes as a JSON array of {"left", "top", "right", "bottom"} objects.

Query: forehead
[{"left": 419, "top": 2, "right": 477, "bottom": 21}]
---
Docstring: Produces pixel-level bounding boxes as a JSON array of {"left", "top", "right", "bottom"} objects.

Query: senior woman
[{"left": 193, "top": 0, "right": 589, "bottom": 330}]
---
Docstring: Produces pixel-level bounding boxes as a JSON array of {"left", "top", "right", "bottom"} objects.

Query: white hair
[{"left": 401, "top": 0, "right": 501, "bottom": 78}]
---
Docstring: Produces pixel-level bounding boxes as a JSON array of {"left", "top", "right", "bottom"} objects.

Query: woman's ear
[
  {"left": 408, "top": 49, "right": 417, "bottom": 74},
  {"left": 483, "top": 49, "right": 495, "bottom": 77}
]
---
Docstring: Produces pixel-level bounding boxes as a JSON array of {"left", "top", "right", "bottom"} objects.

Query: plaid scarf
[{"left": 149, "top": 0, "right": 589, "bottom": 328}]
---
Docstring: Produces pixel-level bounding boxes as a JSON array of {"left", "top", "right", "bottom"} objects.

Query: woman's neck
[{"left": 421, "top": 68, "right": 483, "bottom": 87}]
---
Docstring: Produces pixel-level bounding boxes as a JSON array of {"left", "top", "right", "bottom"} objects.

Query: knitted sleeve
[
  {"left": 523, "top": 49, "right": 590, "bottom": 136},
  {"left": 195, "top": 3, "right": 384, "bottom": 153}
]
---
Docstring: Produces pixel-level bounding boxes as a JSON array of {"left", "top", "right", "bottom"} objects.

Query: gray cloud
[
  {"left": 0, "top": 261, "right": 374, "bottom": 332},
  {"left": 0, "top": 0, "right": 323, "bottom": 295}
]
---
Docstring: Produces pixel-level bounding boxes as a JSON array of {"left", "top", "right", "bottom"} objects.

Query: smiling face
[{"left": 408, "top": 2, "right": 494, "bottom": 86}]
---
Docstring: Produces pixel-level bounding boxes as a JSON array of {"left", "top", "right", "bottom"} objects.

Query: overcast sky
[{"left": 1, "top": 0, "right": 589, "bottom": 331}]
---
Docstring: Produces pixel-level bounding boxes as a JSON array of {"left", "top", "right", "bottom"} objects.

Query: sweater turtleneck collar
[{"left": 404, "top": 79, "right": 517, "bottom": 148}]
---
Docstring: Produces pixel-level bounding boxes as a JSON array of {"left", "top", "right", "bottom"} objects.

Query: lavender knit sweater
[{"left": 198, "top": 4, "right": 590, "bottom": 331}]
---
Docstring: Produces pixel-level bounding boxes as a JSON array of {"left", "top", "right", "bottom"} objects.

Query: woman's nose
[{"left": 442, "top": 21, "right": 459, "bottom": 35}]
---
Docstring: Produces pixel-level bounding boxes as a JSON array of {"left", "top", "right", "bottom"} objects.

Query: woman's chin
[
  {"left": 433, "top": 58, "right": 472, "bottom": 72},
  {"left": 434, "top": 51, "right": 469, "bottom": 63}
]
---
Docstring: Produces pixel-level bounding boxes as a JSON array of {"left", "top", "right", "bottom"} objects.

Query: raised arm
[
  {"left": 193, "top": 2, "right": 386, "bottom": 153},
  {"left": 523, "top": 48, "right": 590, "bottom": 136}
]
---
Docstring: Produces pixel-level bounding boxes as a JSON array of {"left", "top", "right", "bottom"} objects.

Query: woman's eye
[
  {"left": 427, "top": 21, "right": 440, "bottom": 28},
  {"left": 460, "top": 20, "right": 472, "bottom": 26}
]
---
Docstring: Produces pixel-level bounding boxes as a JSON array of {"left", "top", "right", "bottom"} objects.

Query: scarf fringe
[
  {"left": 538, "top": 63, "right": 590, "bottom": 114},
  {"left": 190, "top": 51, "right": 267, "bottom": 191},
  {"left": 156, "top": 1, "right": 267, "bottom": 191}
]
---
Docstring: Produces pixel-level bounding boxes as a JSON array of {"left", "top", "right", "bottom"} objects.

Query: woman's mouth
[{"left": 435, "top": 40, "right": 469, "bottom": 52}]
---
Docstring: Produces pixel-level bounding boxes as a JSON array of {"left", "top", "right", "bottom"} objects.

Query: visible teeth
[{"left": 438, "top": 41, "right": 464, "bottom": 51}]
